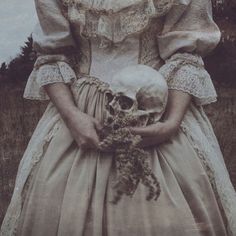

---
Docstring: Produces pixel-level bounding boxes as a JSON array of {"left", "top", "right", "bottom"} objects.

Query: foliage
[
  {"left": 203, "top": 0, "right": 236, "bottom": 86},
  {"left": 0, "top": 63, "right": 7, "bottom": 75},
  {"left": 212, "top": 0, "right": 236, "bottom": 21},
  {"left": 0, "top": 36, "right": 36, "bottom": 83},
  {"left": 0, "top": 2, "right": 236, "bottom": 86},
  {"left": 99, "top": 112, "right": 161, "bottom": 204},
  {"left": 205, "top": 39, "right": 236, "bottom": 87}
]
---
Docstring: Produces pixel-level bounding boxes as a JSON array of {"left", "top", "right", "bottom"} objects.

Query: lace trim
[
  {"left": 62, "top": 0, "right": 173, "bottom": 13},
  {"left": 34, "top": 55, "right": 70, "bottom": 69},
  {"left": 35, "top": 53, "right": 81, "bottom": 74},
  {"left": 181, "top": 108, "right": 236, "bottom": 236},
  {"left": 180, "top": 122, "right": 230, "bottom": 230},
  {"left": 159, "top": 53, "right": 217, "bottom": 106},
  {"left": 62, "top": 0, "right": 173, "bottom": 45},
  {"left": 138, "top": 18, "right": 164, "bottom": 69},
  {"left": 23, "top": 61, "right": 77, "bottom": 100}
]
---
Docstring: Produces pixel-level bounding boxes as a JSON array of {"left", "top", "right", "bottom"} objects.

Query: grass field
[{"left": 0, "top": 81, "right": 235, "bottom": 224}]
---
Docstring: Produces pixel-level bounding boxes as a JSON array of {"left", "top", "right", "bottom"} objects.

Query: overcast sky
[{"left": 0, "top": 0, "right": 37, "bottom": 64}]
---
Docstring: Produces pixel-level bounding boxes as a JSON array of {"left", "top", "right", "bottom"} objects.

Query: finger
[
  {"left": 79, "top": 142, "right": 92, "bottom": 150},
  {"left": 138, "top": 137, "right": 159, "bottom": 148},
  {"left": 77, "top": 137, "right": 94, "bottom": 150},
  {"left": 88, "top": 133, "right": 101, "bottom": 149},
  {"left": 91, "top": 140, "right": 100, "bottom": 149},
  {"left": 130, "top": 125, "right": 156, "bottom": 137},
  {"left": 93, "top": 120, "right": 103, "bottom": 132}
]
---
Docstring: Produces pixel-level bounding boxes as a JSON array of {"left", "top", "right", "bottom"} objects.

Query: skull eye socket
[
  {"left": 106, "top": 93, "right": 114, "bottom": 103},
  {"left": 118, "top": 96, "right": 134, "bottom": 110}
]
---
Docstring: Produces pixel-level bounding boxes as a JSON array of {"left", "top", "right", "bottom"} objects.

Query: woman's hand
[
  {"left": 65, "top": 109, "right": 103, "bottom": 150},
  {"left": 130, "top": 89, "right": 192, "bottom": 148},
  {"left": 43, "top": 83, "right": 103, "bottom": 150},
  {"left": 130, "top": 120, "right": 179, "bottom": 148}
]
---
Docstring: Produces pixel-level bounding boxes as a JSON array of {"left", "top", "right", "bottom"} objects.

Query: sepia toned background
[{"left": 0, "top": 0, "right": 236, "bottom": 224}]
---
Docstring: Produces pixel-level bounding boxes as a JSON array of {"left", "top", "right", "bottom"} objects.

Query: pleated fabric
[{"left": 16, "top": 78, "right": 227, "bottom": 236}]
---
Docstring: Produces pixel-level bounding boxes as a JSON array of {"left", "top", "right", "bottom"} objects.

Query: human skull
[{"left": 108, "top": 64, "right": 168, "bottom": 126}]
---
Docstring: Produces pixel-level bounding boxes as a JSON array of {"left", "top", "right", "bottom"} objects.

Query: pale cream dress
[{"left": 1, "top": 0, "right": 236, "bottom": 235}]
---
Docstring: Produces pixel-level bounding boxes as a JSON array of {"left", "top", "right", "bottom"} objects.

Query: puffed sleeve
[
  {"left": 23, "top": 0, "right": 79, "bottom": 100},
  {"left": 158, "top": 0, "right": 221, "bottom": 106}
]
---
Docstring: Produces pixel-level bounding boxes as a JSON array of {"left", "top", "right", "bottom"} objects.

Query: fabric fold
[
  {"left": 157, "top": 0, "right": 221, "bottom": 59},
  {"left": 159, "top": 53, "right": 217, "bottom": 106}
]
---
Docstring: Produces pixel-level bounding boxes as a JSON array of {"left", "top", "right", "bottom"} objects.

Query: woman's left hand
[
  {"left": 130, "top": 120, "right": 179, "bottom": 148},
  {"left": 130, "top": 90, "right": 192, "bottom": 148}
]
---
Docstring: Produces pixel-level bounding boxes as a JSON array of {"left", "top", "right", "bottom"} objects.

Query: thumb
[
  {"left": 93, "top": 119, "right": 103, "bottom": 132},
  {"left": 130, "top": 126, "right": 155, "bottom": 137},
  {"left": 91, "top": 135, "right": 100, "bottom": 149}
]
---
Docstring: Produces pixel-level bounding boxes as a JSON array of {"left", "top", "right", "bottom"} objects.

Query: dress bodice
[
  {"left": 88, "top": 18, "right": 164, "bottom": 83},
  {"left": 61, "top": 0, "right": 173, "bottom": 43},
  {"left": 89, "top": 35, "right": 140, "bottom": 83},
  {"left": 26, "top": 0, "right": 220, "bottom": 106},
  {"left": 59, "top": 0, "right": 167, "bottom": 82}
]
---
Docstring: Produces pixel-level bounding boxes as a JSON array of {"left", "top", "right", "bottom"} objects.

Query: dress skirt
[{"left": 16, "top": 78, "right": 227, "bottom": 236}]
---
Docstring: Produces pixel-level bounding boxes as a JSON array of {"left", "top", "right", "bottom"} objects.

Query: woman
[{"left": 1, "top": 0, "right": 236, "bottom": 235}]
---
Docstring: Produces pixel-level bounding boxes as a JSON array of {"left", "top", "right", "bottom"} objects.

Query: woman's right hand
[
  {"left": 43, "top": 83, "right": 102, "bottom": 150},
  {"left": 65, "top": 108, "right": 103, "bottom": 150}
]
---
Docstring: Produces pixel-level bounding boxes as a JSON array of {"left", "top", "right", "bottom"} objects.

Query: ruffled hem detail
[
  {"left": 62, "top": 0, "right": 173, "bottom": 45},
  {"left": 159, "top": 53, "right": 217, "bottom": 106},
  {"left": 23, "top": 61, "right": 77, "bottom": 100}
]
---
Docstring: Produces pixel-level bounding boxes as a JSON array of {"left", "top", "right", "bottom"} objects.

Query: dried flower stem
[{"left": 99, "top": 113, "right": 161, "bottom": 204}]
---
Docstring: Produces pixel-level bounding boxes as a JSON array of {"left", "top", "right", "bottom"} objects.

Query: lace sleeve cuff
[
  {"left": 159, "top": 53, "right": 217, "bottom": 106},
  {"left": 23, "top": 60, "right": 77, "bottom": 100}
]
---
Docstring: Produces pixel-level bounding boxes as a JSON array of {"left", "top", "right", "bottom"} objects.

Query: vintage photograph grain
[{"left": 0, "top": 0, "right": 236, "bottom": 235}]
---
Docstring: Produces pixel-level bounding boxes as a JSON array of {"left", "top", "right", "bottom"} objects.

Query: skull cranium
[{"left": 108, "top": 64, "right": 168, "bottom": 126}]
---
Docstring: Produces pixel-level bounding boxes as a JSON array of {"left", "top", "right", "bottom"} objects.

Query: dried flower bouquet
[{"left": 99, "top": 112, "right": 161, "bottom": 204}]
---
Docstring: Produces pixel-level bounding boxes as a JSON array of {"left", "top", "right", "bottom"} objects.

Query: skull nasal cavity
[{"left": 118, "top": 96, "right": 134, "bottom": 110}]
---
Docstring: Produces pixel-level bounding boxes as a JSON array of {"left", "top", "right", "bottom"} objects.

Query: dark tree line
[
  {"left": 205, "top": 0, "right": 236, "bottom": 87},
  {"left": 0, "top": 36, "right": 36, "bottom": 83},
  {"left": 212, "top": 0, "right": 236, "bottom": 20},
  {"left": 0, "top": 1, "right": 236, "bottom": 86}
]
